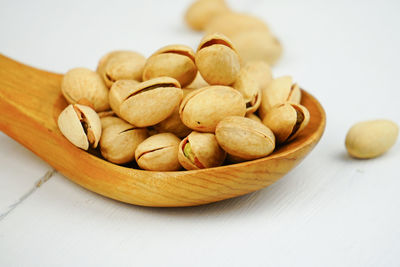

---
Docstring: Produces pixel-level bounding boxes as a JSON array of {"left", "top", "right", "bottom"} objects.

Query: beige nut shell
[
  {"left": 109, "top": 80, "right": 139, "bottom": 117},
  {"left": 100, "top": 118, "right": 148, "bottom": 164},
  {"left": 195, "top": 33, "right": 241, "bottom": 85},
  {"left": 178, "top": 131, "right": 226, "bottom": 170},
  {"left": 142, "top": 45, "right": 197, "bottom": 87},
  {"left": 180, "top": 85, "right": 246, "bottom": 133},
  {"left": 135, "top": 133, "right": 182, "bottom": 171},
  {"left": 241, "top": 61, "right": 273, "bottom": 91},
  {"left": 262, "top": 102, "right": 310, "bottom": 144},
  {"left": 58, "top": 104, "right": 102, "bottom": 150},
  {"left": 119, "top": 77, "right": 183, "bottom": 127},
  {"left": 184, "top": 0, "right": 229, "bottom": 31},
  {"left": 61, "top": 68, "right": 109, "bottom": 112},
  {"left": 233, "top": 67, "right": 261, "bottom": 115},
  {"left": 216, "top": 116, "right": 275, "bottom": 160},
  {"left": 345, "top": 120, "right": 399, "bottom": 159}
]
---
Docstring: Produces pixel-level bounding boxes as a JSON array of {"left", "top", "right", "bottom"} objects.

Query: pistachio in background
[
  {"left": 178, "top": 131, "right": 226, "bottom": 170},
  {"left": 135, "top": 133, "right": 182, "bottom": 171},
  {"left": 185, "top": 0, "right": 229, "bottom": 31},
  {"left": 61, "top": 68, "right": 109, "bottom": 112},
  {"left": 97, "top": 50, "right": 146, "bottom": 88},
  {"left": 233, "top": 67, "right": 262, "bottom": 115},
  {"left": 58, "top": 104, "right": 102, "bottom": 150},
  {"left": 241, "top": 61, "right": 273, "bottom": 91},
  {"left": 185, "top": 72, "right": 209, "bottom": 89}
]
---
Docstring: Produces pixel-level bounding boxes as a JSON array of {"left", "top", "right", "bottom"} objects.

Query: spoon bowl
[{"left": 0, "top": 54, "right": 326, "bottom": 207}]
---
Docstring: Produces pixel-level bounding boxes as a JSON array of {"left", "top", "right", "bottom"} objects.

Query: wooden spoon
[{"left": 0, "top": 54, "right": 326, "bottom": 207}]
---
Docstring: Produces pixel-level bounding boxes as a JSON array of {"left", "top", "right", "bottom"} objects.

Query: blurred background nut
[
  {"left": 100, "top": 118, "right": 148, "bottom": 164},
  {"left": 178, "top": 131, "right": 226, "bottom": 170},
  {"left": 61, "top": 68, "right": 109, "bottom": 112},
  {"left": 97, "top": 50, "right": 146, "bottom": 88},
  {"left": 345, "top": 120, "right": 399, "bottom": 159},
  {"left": 119, "top": 77, "right": 182, "bottom": 127},
  {"left": 109, "top": 80, "right": 139, "bottom": 117},
  {"left": 233, "top": 67, "right": 261, "bottom": 115},
  {"left": 195, "top": 33, "right": 241, "bottom": 85},
  {"left": 259, "top": 76, "right": 301, "bottom": 119},
  {"left": 142, "top": 45, "right": 197, "bottom": 87},
  {"left": 135, "top": 133, "right": 182, "bottom": 171},
  {"left": 179, "top": 85, "right": 246, "bottom": 132},
  {"left": 262, "top": 103, "right": 310, "bottom": 144},
  {"left": 58, "top": 104, "right": 102, "bottom": 150},
  {"left": 216, "top": 116, "right": 275, "bottom": 160},
  {"left": 184, "top": 0, "right": 229, "bottom": 31}
]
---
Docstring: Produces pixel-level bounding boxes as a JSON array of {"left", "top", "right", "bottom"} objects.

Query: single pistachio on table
[
  {"left": 185, "top": 72, "right": 209, "bottom": 89},
  {"left": 230, "top": 30, "right": 282, "bottom": 65},
  {"left": 216, "top": 116, "right": 275, "bottom": 160},
  {"left": 345, "top": 120, "right": 399, "bottom": 159},
  {"left": 233, "top": 67, "right": 261, "bottom": 115},
  {"left": 241, "top": 60, "right": 273, "bottom": 91},
  {"left": 135, "top": 133, "right": 182, "bottom": 171},
  {"left": 179, "top": 85, "right": 246, "bottom": 132},
  {"left": 119, "top": 77, "right": 183, "bottom": 127},
  {"left": 58, "top": 104, "right": 102, "bottom": 150},
  {"left": 205, "top": 12, "right": 269, "bottom": 39},
  {"left": 61, "top": 68, "right": 109, "bottom": 112},
  {"left": 100, "top": 117, "right": 148, "bottom": 164},
  {"left": 195, "top": 33, "right": 241, "bottom": 85},
  {"left": 109, "top": 80, "right": 139, "bottom": 117},
  {"left": 259, "top": 76, "right": 301, "bottom": 120},
  {"left": 153, "top": 88, "right": 195, "bottom": 138},
  {"left": 262, "top": 102, "right": 310, "bottom": 144},
  {"left": 184, "top": 0, "right": 230, "bottom": 31},
  {"left": 142, "top": 45, "right": 197, "bottom": 87},
  {"left": 178, "top": 131, "right": 226, "bottom": 170},
  {"left": 97, "top": 50, "right": 146, "bottom": 88}
]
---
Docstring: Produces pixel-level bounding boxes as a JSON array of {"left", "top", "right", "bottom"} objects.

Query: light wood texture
[{"left": 0, "top": 54, "right": 326, "bottom": 207}]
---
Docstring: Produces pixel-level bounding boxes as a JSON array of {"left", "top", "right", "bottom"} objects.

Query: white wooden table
[{"left": 1, "top": 0, "right": 399, "bottom": 266}]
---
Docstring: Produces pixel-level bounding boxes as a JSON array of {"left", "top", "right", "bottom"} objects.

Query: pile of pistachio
[{"left": 57, "top": 31, "right": 310, "bottom": 171}]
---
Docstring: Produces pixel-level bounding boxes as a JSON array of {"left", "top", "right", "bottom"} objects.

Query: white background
[{"left": 1, "top": 0, "right": 400, "bottom": 266}]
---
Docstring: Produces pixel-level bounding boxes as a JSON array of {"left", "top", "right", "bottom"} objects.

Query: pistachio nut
[
  {"left": 241, "top": 61, "right": 273, "bottom": 91},
  {"left": 205, "top": 12, "right": 269, "bottom": 38},
  {"left": 119, "top": 77, "right": 183, "bottom": 127},
  {"left": 185, "top": 72, "right": 209, "bottom": 89},
  {"left": 345, "top": 120, "right": 399, "bottom": 159},
  {"left": 246, "top": 113, "right": 262, "bottom": 123},
  {"left": 230, "top": 30, "right": 282, "bottom": 65},
  {"left": 97, "top": 50, "right": 146, "bottom": 88},
  {"left": 58, "top": 104, "right": 102, "bottom": 150},
  {"left": 184, "top": 0, "right": 229, "bottom": 31},
  {"left": 61, "top": 68, "right": 109, "bottom": 112},
  {"left": 100, "top": 115, "right": 121, "bottom": 130},
  {"left": 135, "top": 133, "right": 182, "bottom": 171},
  {"left": 195, "top": 33, "right": 241, "bottom": 85},
  {"left": 99, "top": 118, "right": 148, "bottom": 164},
  {"left": 262, "top": 103, "right": 310, "bottom": 144},
  {"left": 109, "top": 80, "right": 139, "bottom": 117},
  {"left": 153, "top": 88, "right": 194, "bottom": 138},
  {"left": 178, "top": 131, "right": 226, "bottom": 170},
  {"left": 142, "top": 45, "right": 197, "bottom": 87},
  {"left": 216, "top": 116, "right": 275, "bottom": 160},
  {"left": 259, "top": 76, "right": 301, "bottom": 119},
  {"left": 180, "top": 85, "right": 246, "bottom": 132},
  {"left": 233, "top": 67, "right": 261, "bottom": 115}
]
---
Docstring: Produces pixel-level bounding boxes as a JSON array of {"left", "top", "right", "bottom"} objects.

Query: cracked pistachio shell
[
  {"left": 119, "top": 77, "right": 183, "bottom": 127},
  {"left": 345, "top": 120, "right": 399, "bottom": 159},
  {"left": 142, "top": 45, "right": 197, "bottom": 87},
  {"left": 180, "top": 85, "right": 246, "bottom": 132},
  {"left": 153, "top": 88, "right": 195, "bottom": 138},
  {"left": 185, "top": 72, "right": 209, "bottom": 89},
  {"left": 233, "top": 67, "right": 261, "bottom": 115},
  {"left": 135, "top": 133, "right": 182, "bottom": 171},
  {"left": 58, "top": 104, "right": 102, "bottom": 150},
  {"left": 195, "top": 33, "right": 241, "bottom": 85},
  {"left": 241, "top": 61, "right": 273, "bottom": 91},
  {"left": 259, "top": 76, "right": 301, "bottom": 119},
  {"left": 109, "top": 80, "right": 139, "bottom": 117},
  {"left": 230, "top": 30, "right": 282, "bottom": 65},
  {"left": 185, "top": 0, "right": 229, "bottom": 31},
  {"left": 205, "top": 12, "right": 269, "bottom": 38},
  {"left": 61, "top": 68, "right": 109, "bottom": 112},
  {"left": 262, "top": 103, "right": 310, "bottom": 144},
  {"left": 216, "top": 116, "right": 275, "bottom": 160},
  {"left": 99, "top": 118, "right": 148, "bottom": 164},
  {"left": 178, "top": 131, "right": 226, "bottom": 170},
  {"left": 97, "top": 50, "right": 146, "bottom": 88}
]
